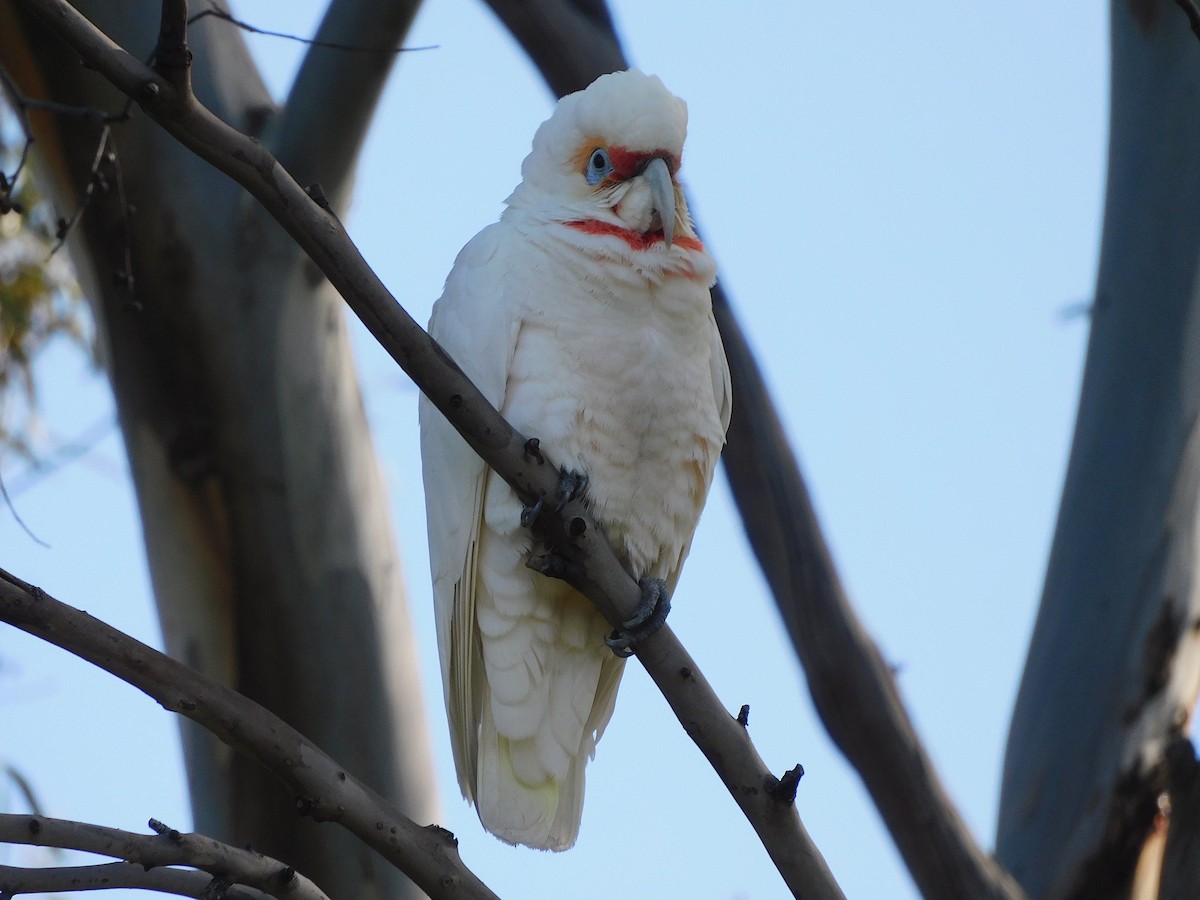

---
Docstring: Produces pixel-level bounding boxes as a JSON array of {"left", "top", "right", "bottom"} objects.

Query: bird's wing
[
  {"left": 419, "top": 222, "right": 523, "bottom": 797},
  {"left": 709, "top": 306, "right": 733, "bottom": 435}
]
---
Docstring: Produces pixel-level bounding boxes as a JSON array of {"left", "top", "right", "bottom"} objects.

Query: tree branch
[
  {"left": 480, "top": 0, "right": 627, "bottom": 97},
  {"left": 9, "top": 2, "right": 842, "bottom": 896},
  {"left": 712, "top": 285, "right": 1026, "bottom": 900},
  {"left": 0, "top": 813, "right": 325, "bottom": 899},
  {"left": 0, "top": 570, "right": 497, "bottom": 900},
  {"left": 274, "top": 0, "right": 423, "bottom": 214},
  {"left": 997, "top": 6, "right": 1200, "bottom": 896},
  {"left": 481, "top": 1, "right": 1026, "bottom": 897},
  {"left": 0, "top": 861, "right": 271, "bottom": 898}
]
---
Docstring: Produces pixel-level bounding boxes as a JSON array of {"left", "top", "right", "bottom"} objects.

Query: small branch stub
[
  {"left": 767, "top": 765, "right": 805, "bottom": 805},
  {"left": 737, "top": 704, "right": 751, "bottom": 728},
  {"left": 148, "top": 818, "right": 182, "bottom": 841}
]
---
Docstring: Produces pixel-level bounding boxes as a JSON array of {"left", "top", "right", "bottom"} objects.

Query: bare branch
[
  {"left": 0, "top": 571, "right": 498, "bottom": 900},
  {"left": 275, "top": 0, "right": 423, "bottom": 212},
  {"left": 712, "top": 285, "right": 1026, "bottom": 900},
  {"left": 189, "top": 4, "right": 429, "bottom": 54},
  {"left": 1, "top": 860, "right": 271, "bottom": 898},
  {"left": 0, "top": 813, "right": 326, "bottom": 900},
  {"left": 10, "top": 1, "right": 841, "bottom": 895}
]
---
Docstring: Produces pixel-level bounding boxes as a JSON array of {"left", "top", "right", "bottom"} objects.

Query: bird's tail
[{"left": 474, "top": 651, "right": 625, "bottom": 851}]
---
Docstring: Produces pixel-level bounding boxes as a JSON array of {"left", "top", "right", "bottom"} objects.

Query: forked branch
[
  {"left": 0, "top": 813, "right": 327, "bottom": 899},
  {"left": 0, "top": 569, "right": 497, "bottom": 900}
]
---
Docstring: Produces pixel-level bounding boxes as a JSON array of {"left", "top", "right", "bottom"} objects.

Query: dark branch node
[
  {"left": 304, "top": 182, "right": 330, "bottom": 210},
  {"left": 526, "top": 550, "right": 576, "bottom": 581},
  {"left": 523, "top": 437, "right": 545, "bottom": 464},
  {"left": 294, "top": 795, "right": 317, "bottom": 817},
  {"left": 148, "top": 818, "right": 182, "bottom": 841},
  {"left": 201, "top": 875, "right": 232, "bottom": 899},
  {"left": 737, "top": 704, "right": 750, "bottom": 728},
  {"left": 425, "top": 823, "right": 459, "bottom": 847},
  {"left": 766, "top": 765, "right": 805, "bottom": 805},
  {"left": 26, "top": 817, "right": 40, "bottom": 835}
]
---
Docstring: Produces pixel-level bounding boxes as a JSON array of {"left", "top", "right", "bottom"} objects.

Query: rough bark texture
[
  {"left": 0, "top": 3, "right": 435, "bottom": 897},
  {"left": 1160, "top": 737, "right": 1200, "bottom": 898},
  {"left": 997, "top": 4, "right": 1200, "bottom": 897}
]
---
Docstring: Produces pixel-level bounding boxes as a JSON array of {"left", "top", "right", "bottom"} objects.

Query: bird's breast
[{"left": 502, "top": 263, "right": 724, "bottom": 581}]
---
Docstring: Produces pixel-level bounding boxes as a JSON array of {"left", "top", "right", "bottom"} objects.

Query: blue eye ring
[{"left": 585, "top": 147, "right": 614, "bottom": 185}]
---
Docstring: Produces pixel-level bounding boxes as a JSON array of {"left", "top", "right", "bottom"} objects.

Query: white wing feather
[{"left": 419, "top": 223, "right": 521, "bottom": 799}]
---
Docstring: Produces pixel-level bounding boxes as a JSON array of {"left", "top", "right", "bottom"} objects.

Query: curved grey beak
[{"left": 643, "top": 156, "right": 676, "bottom": 248}]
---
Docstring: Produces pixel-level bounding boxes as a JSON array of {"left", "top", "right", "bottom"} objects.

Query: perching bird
[{"left": 419, "top": 69, "right": 731, "bottom": 851}]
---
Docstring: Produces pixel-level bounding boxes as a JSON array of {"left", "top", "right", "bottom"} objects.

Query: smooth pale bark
[
  {"left": 997, "top": 5, "right": 1200, "bottom": 897},
  {"left": 0, "top": 3, "right": 434, "bottom": 897}
]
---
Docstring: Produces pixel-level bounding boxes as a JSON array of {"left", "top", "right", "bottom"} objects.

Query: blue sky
[{"left": 1, "top": 2, "right": 1109, "bottom": 897}]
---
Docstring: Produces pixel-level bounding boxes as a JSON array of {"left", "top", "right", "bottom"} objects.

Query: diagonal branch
[
  {"left": 712, "top": 286, "right": 1026, "bottom": 900},
  {"left": 0, "top": 813, "right": 326, "bottom": 900},
  {"left": 9, "top": 1, "right": 842, "bottom": 896},
  {"left": 482, "top": 1, "right": 1027, "bottom": 898},
  {"left": 0, "top": 569, "right": 497, "bottom": 900},
  {"left": 274, "top": 0, "right": 423, "bottom": 213},
  {"left": 0, "top": 861, "right": 270, "bottom": 898}
]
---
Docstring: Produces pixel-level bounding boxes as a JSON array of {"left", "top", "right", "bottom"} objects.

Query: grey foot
[
  {"left": 521, "top": 467, "right": 589, "bottom": 530},
  {"left": 555, "top": 467, "right": 589, "bottom": 512},
  {"left": 605, "top": 577, "right": 671, "bottom": 658}
]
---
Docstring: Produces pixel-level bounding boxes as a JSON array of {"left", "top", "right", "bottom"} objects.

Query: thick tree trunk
[
  {"left": 997, "top": 3, "right": 1200, "bottom": 897},
  {"left": 0, "top": 3, "right": 434, "bottom": 897}
]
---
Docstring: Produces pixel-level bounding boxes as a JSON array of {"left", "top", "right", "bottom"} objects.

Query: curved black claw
[
  {"left": 605, "top": 577, "right": 671, "bottom": 658},
  {"left": 555, "top": 467, "right": 589, "bottom": 513},
  {"left": 520, "top": 497, "right": 544, "bottom": 530}
]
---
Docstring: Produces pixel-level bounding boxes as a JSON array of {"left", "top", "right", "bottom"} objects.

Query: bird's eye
[{"left": 585, "top": 147, "right": 614, "bottom": 185}]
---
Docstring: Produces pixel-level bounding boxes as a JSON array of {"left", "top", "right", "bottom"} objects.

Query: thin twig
[
  {"left": 47, "top": 124, "right": 108, "bottom": 254},
  {"left": 0, "top": 570, "right": 497, "bottom": 900},
  {"left": 275, "top": 0, "right": 424, "bottom": 211},
  {"left": 0, "top": 473, "right": 48, "bottom": 547},
  {"left": 10, "top": 1, "right": 842, "bottom": 896},
  {"left": 0, "top": 62, "right": 135, "bottom": 297},
  {"left": 1, "top": 414, "right": 117, "bottom": 498},
  {"left": 0, "top": 813, "right": 328, "bottom": 900},
  {"left": 188, "top": 4, "right": 436, "bottom": 54}
]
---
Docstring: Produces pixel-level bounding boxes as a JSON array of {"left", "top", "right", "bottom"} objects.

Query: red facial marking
[
  {"left": 565, "top": 219, "right": 704, "bottom": 253},
  {"left": 605, "top": 146, "right": 681, "bottom": 181}
]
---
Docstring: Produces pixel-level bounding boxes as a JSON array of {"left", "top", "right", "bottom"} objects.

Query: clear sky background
[{"left": 1, "top": 2, "right": 1110, "bottom": 897}]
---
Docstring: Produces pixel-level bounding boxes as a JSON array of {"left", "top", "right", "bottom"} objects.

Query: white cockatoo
[{"left": 419, "top": 69, "right": 731, "bottom": 851}]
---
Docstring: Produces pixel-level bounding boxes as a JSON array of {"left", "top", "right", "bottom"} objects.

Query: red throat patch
[{"left": 565, "top": 219, "right": 704, "bottom": 253}]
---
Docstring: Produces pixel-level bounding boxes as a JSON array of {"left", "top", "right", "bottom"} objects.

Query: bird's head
[{"left": 506, "top": 70, "right": 696, "bottom": 250}]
